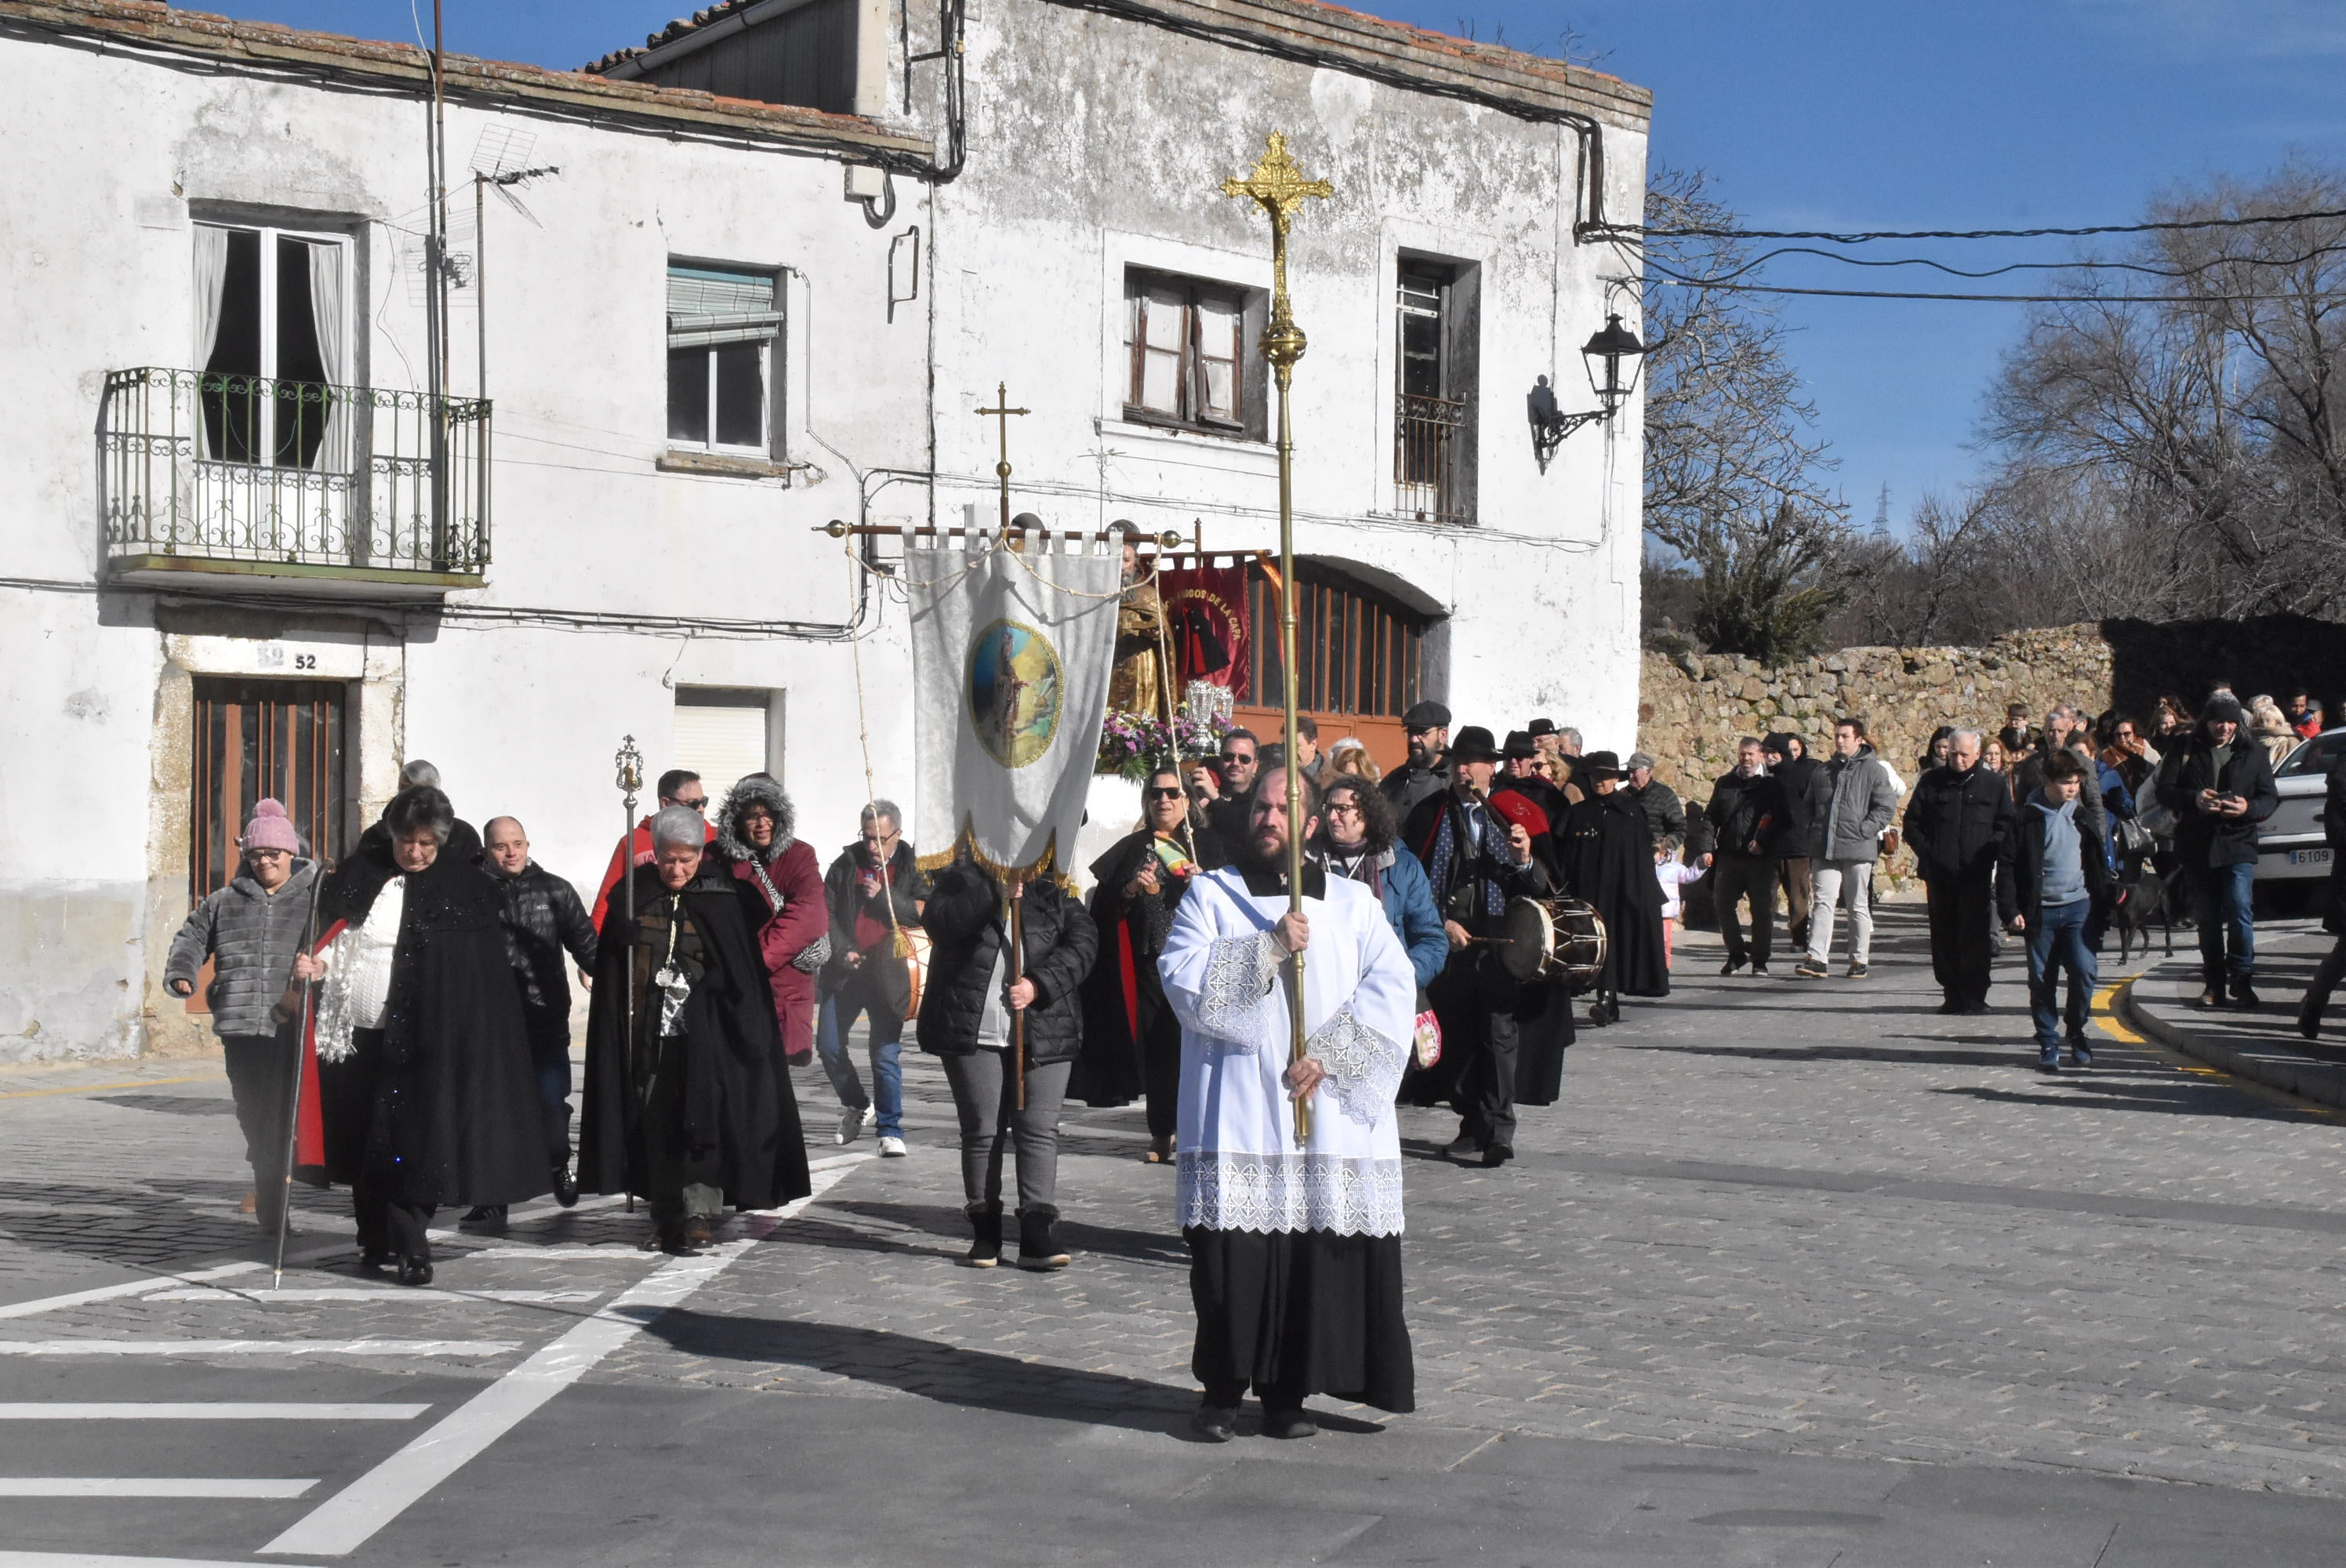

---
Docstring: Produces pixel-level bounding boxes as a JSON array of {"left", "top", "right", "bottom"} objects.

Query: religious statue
[{"left": 1106, "top": 526, "right": 1166, "bottom": 718}]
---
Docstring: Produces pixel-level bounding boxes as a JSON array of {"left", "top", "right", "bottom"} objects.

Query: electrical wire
[
  {"left": 1649, "top": 277, "right": 2308, "bottom": 304},
  {"left": 1599, "top": 206, "right": 2346, "bottom": 244},
  {"left": 1647, "top": 239, "right": 2346, "bottom": 287}
]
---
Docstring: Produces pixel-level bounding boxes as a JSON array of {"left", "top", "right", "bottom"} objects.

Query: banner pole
[{"left": 615, "top": 736, "right": 641, "bottom": 1214}]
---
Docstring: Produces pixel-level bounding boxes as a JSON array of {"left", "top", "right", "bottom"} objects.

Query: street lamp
[{"left": 1527, "top": 312, "right": 1648, "bottom": 474}]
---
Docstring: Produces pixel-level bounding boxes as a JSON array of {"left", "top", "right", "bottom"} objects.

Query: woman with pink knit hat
[{"left": 164, "top": 799, "right": 319, "bottom": 1230}]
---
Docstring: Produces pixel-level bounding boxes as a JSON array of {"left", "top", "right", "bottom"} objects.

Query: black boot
[
  {"left": 1015, "top": 1205, "right": 1070, "bottom": 1271},
  {"left": 964, "top": 1202, "right": 1003, "bottom": 1269},
  {"left": 2198, "top": 970, "right": 2228, "bottom": 1009}
]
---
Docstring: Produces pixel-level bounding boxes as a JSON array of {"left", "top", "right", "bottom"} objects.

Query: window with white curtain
[
  {"left": 192, "top": 221, "right": 350, "bottom": 470},
  {"left": 666, "top": 263, "right": 782, "bottom": 456}
]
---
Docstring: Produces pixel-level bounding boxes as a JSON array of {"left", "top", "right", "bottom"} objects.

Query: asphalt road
[{"left": 5, "top": 906, "right": 2346, "bottom": 1566}]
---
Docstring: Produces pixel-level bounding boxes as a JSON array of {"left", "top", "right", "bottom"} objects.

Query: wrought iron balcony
[
  {"left": 100, "top": 368, "right": 491, "bottom": 593},
  {"left": 1394, "top": 391, "right": 1469, "bottom": 526}
]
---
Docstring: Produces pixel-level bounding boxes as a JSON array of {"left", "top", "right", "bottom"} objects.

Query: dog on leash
[{"left": 2111, "top": 851, "right": 2176, "bottom": 962}]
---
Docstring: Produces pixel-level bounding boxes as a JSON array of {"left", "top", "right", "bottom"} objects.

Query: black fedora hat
[
  {"left": 1579, "top": 750, "right": 1626, "bottom": 781},
  {"left": 1502, "top": 730, "right": 1538, "bottom": 760},
  {"left": 1449, "top": 725, "right": 1502, "bottom": 763}
]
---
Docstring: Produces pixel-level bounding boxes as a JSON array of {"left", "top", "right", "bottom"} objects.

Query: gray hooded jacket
[
  {"left": 1821, "top": 745, "right": 1901, "bottom": 862},
  {"left": 163, "top": 859, "right": 320, "bottom": 1038}
]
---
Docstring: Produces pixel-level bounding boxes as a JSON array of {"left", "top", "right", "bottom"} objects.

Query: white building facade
[{"left": 0, "top": 0, "right": 1648, "bottom": 1061}]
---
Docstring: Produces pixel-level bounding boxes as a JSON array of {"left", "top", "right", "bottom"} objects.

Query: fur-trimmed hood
[{"left": 714, "top": 773, "right": 797, "bottom": 865}]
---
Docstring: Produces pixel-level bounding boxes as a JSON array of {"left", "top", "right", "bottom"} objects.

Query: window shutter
[
  {"left": 673, "top": 690, "right": 772, "bottom": 804},
  {"left": 668, "top": 267, "right": 782, "bottom": 348}
]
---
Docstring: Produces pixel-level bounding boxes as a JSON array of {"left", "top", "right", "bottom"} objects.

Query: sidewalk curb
[{"left": 2119, "top": 947, "right": 2346, "bottom": 1112}]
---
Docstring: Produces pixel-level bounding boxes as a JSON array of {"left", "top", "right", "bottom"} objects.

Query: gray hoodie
[{"left": 163, "top": 859, "right": 320, "bottom": 1038}]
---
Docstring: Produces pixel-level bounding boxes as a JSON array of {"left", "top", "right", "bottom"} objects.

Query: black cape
[
  {"left": 579, "top": 861, "right": 811, "bottom": 1212},
  {"left": 312, "top": 837, "right": 550, "bottom": 1207},
  {"left": 1560, "top": 792, "right": 1671, "bottom": 999}
]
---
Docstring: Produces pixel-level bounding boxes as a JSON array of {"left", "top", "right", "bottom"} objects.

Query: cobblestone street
[{"left": 8, "top": 907, "right": 2346, "bottom": 1565}]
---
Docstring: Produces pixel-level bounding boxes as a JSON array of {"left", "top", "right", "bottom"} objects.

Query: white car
[{"left": 2253, "top": 727, "right": 2345, "bottom": 882}]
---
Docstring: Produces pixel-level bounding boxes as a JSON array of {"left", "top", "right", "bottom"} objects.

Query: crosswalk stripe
[
  {"left": 140, "top": 1290, "right": 599, "bottom": 1304},
  {"left": 0, "top": 1479, "right": 316, "bottom": 1497},
  {"left": 0, "top": 1341, "right": 518, "bottom": 1357}
]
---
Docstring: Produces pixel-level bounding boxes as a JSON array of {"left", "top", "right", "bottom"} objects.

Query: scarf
[{"left": 1422, "top": 797, "right": 1505, "bottom": 919}]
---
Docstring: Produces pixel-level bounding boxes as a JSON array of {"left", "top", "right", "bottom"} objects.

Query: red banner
[{"left": 1160, "top": 565, "right": 1250, "bottom": 697}]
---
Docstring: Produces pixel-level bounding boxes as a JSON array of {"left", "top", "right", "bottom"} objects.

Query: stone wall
[{"left": 1638, "top": 624, "right": 2115, "bottom": 883}]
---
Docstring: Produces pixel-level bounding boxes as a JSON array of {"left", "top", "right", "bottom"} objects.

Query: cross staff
[
  {"left": 1224, "top": 131, "right": 1331, "bottom": 1146},
  {"left": 975, "top": 382, "right": 1029, "bottom": 534}
]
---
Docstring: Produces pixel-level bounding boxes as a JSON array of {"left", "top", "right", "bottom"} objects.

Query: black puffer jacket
[
  {"left": 486, "top": 861, "right": 597, "bottom": 1018},
  {"left": 2155, "top": 730, "right": 2280, "bottom": 869},
  {"left": 1708, "top": 768, "right": 1785, "bottom": 858},
  {"left": 914, "top": 861, "right": 1098, "bottom": 1066},
  {"left": 1766, "top": 735, "right": 1832, "bottom": 860},
  {"left": 1904, "top": 762, "right": 2017, "bottom": 879}
]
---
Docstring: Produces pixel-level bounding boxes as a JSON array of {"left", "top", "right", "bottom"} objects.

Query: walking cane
[
  {"left": 1009, "top": 878, "right": 1027, "bottom": 1112},
  {"left": 271, "top": 866, "right": 329, "bottom": 1292},
  {"left": 616, "top": 737, "right": 642, "bottom": 1214}
]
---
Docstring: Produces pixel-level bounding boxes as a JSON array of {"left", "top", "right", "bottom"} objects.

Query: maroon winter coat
[{"left": 707, "top": 775, "right": 828, "bottom": 1063}]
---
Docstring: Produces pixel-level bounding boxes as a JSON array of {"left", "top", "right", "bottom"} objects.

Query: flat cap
[{"left": 1401, "top": 701, "right": 1452, "bottom": 730}]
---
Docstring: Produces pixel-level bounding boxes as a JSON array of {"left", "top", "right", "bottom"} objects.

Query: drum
[
  {"left": 895, "top": 926, "right": 934, "bottom": 1021},
  {"left": 1496, "top": 895, "right": 1607, "bottom": 991}
]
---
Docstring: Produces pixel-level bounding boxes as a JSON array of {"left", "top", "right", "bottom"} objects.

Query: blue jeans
[
  {"left": 2188, "top": 860, "right": 2257, "bottom": 981},
  {"left": 525, "top": 1014, "right": 574, "bottom": 1169},
  {"left": 2026, "top": 898, "right": 2097, "bottom": 1052},
  {"left": 815, "top": 980, "right": 903, "bottom": 1138}
]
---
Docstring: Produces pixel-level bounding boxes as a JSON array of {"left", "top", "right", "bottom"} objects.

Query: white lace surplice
[
  {"left": 1159, "top": 868, "right": 1417, "bottom": 1236},
  {"left": 313, "top": 876, "right": 404, "bottom": 1064}
]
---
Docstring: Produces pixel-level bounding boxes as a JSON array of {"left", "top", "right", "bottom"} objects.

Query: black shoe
[
  {"left": 646, "top": 1224, "right": 704, "bottom": 1256},
  {"left": 1587, "top": 1000, "right": 1616, "bottom": 1026},
  {"left": 396, "top": 1255, "right": 434, "bottom": 1287},
  {"left": 358, "top": 1247, "right": 395, "bottom": 1274},
  {"left": 460, "top": 1205, "right": 507, "bottom": 1227},
  {"left": 1751, "top": 964, "right": 1772, "bottom": 978},
  {"left": 1962, "top": 1000, "right": 1993, "bottom": 1016},
  {"left": 2036, "top": 1051, "right": 2061, "bottom": 1074},
  {"left": 684, "top": 1214, "right": 716, "bottom": 1250},
  {"left": 964, "top": 1203, "right": 1004, "bottom": 1269},
  {"left": 1189, "top": 1403, "right": 1238, "bottom": 1443},
  {"left": 1937, "top": 998, "right": 1963, "bottom": 1015},
  {"left": 1015, "top": 1206, "right": 1071, "bottom": 1271},
  {"left": 553, "top": 1166, "right": 579, "bottom": 1209},
  {"left": 1720, "top": 958, "right": 1747, "bottom": 976},
  {"left": 1481, "top": 1143, "right": 1515, "bottom": 1169},
  {"left": 2197, "top": 981, "right": 2228, "bottom": 1008},
  {"left": 2300, "top": 1006, "right": 2323, "bottom": 1041},
  {"left": 2232, "top": 980, "right": 2261, "bottom": 1011},
  {"left": 1262, "top": 1406, "right": 1320, "bottom": 1439},
  {"left": 2069, "top": 1040, "right": 2094, "bottom": 1069}
]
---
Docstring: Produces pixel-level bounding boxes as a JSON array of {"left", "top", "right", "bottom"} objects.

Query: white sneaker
[
  {"left": 877, "top": 1135, "right": 907, "bottom": 1158},
  {"left": 837, "top": 1105, "right": 876, "bottom": 1146}
]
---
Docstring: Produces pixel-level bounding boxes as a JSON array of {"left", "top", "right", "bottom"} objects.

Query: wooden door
[{"left": 189, "top": 677, "right": 346, "bottom": 905}]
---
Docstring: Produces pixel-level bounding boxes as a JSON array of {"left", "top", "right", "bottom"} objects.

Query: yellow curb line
[
  {"left": 0, "top": 1073, "right": 227, "bottom": 1102},
  {"left": 2096, "top": 978, "right": 2342, "bottom": 1120}
]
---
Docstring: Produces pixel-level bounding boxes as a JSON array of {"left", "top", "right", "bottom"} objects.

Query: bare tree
[{"left": 1638, "top": 168, "right": 1857, "bottom": 659}]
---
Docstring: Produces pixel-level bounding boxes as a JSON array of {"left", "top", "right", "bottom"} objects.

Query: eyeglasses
[
  {"left": 1218, "top": 751, "right": 1253, "bottom": 762},
  {"left": 1324, "top": 802, "right": 1363, "bottom": 816},
  {"left": 1146, "top": 787, "right": 1185, "bottom": 800}
]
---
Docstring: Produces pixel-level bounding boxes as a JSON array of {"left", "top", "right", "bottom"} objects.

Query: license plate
[{"left": 2292, "top": 848, "right": 2333, "bottom": 867}]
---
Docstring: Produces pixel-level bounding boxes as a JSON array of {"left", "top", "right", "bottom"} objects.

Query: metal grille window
[
  {"left": 1244, "top": 565, "right": 1425, "bottom": 718},
  {"left": 1124, "top": 269, "right": 1247, "bottom": 433},
  {"left": 1394, "top": 262, "right": 1471, "bottom": 525},
  {"left": 666, "top": 265, "right": 782, "bottom": 453}
]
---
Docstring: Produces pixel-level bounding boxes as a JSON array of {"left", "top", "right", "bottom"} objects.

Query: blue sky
[{"left": 209, "top": 1, "right": 2346, "bottom": 527}]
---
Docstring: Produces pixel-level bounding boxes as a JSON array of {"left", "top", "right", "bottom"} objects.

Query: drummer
[{"left": 1401, "top": 726, "right": 1559, "bottom": 1169}]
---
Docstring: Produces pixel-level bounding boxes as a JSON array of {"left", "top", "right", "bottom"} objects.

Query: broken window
[
  {"left": 1124, "top": 269, "right": 1251, "bottom": 434},
  {"left": 666, "top": 264, "right": 782, "bottom": 455},
  {"left": 194, "top": 222, "right": 350, "bottom": 470}
]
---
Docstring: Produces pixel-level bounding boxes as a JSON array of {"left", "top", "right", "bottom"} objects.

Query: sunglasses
[
  {"left": 677, "top": 798, "right": 708, "bottom": 811},
  {"left": 1146, "top": 787, "right": 1185, "bottom": 800},
  {"left": 1218, "top": 751, "right": 1253, "bottom": 762}
]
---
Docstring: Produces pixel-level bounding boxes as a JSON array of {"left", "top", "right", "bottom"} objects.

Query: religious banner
[
  {"left": 1160, "top": 564, "right": 1250, "bottom": 696},
  {"left": 906, "top": 539, "right": 1122, "bottom": 882}
]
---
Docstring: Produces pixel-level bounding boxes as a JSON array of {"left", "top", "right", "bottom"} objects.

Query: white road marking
[
  {"left": 141, "top": 1290, "right": 598, "bottom": 1305},
  {"left": 0, "top": 1341, "right": 518, "bottom": 1358},
  {"left": 0, "top": 1479, "right": 317, "bottom": 1497},
  {"left": 443, "top": 1247, "right": 655, "bottom": 1262},
  {"left": 261, "top": 1163, "right": 859, "bottom": 1558},
  {"left": 0, "top": 1553, "right": 278, "bottom": 1568},
  {"left": 0, "top": 1404, "right": 427, "bottom": 1421},
  {"left": 0, "top": 1239, "right": 350, "bottom": 1322}
]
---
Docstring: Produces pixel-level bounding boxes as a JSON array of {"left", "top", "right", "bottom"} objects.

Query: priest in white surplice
[{"left": 1160, "top": 768, "right": 1419, "bottom": 1440}]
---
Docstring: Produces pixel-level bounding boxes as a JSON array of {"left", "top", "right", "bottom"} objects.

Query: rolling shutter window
[
  {"left": 667, "top": 267, "right": 782, "bottom": 350},
  {"left": 674, "top": 689, "right": 771, "bottom": 804}
]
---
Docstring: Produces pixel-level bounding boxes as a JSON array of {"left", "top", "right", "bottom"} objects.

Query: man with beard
[
  {"left": 1402, "top": 726, "right": 1554, "bottom": 1167},
  {"left": 1077, "top": 764, "right": 1229, "bottom": 1162},
  {"left": 1380, "top": 702, "right": 1452, "bottom": 819},
  {"left": 1557, "top": 752, "right": 1670, "bottom": 1025},
  {"left": 1207, "top": 729, "right": 1263, "bottom": 848},
  {"left": 1903, "top": 728, "right": 2019, "bottom": 1014},
  {"left": 579, "top": 806, "right": 812, "bottom": 1253},
  {"left": 294, "top": 786, "right": 547, "bottom": 1285},
  {"left": 1161, "top": 767, "right": 1419, "bottom": 1440}
]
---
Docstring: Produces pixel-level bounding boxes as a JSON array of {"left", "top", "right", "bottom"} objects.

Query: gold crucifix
[
  {"left": 1222, "top": 132, "right": 1332, "bottom": 385},
  {"left": 975, "top": 381, "right": 1029, "bottom": 533}
]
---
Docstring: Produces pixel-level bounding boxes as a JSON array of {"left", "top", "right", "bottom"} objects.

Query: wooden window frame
[{"left": 1124, "top": 269, "right": 1247, "bottom": 435}]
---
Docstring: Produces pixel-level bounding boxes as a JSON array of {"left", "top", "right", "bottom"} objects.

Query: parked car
[{"left": 2254, "top": 727, "right": 2346, "bottom": 882}]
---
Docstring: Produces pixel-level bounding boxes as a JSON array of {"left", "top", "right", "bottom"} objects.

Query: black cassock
[
  {"left": 1560, "top": 792, "right": 1671, "bottom": 1000},
  {"left": 311, "top": 843, "right": 549, "bottom": 1208},
  {"left": 1072, "top": 822, "right": 1227, "bottom": 1131},
  {"left": 579, "top": 862, "right": 812, "bottom": 1212}
]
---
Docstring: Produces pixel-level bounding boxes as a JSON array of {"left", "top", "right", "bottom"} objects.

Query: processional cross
[
  {"left": 975, "top": 382, "right": 1029, "bottom": 532},
  {"left": 1221, "top": 132, "right": 1332, "bottom": 387}
]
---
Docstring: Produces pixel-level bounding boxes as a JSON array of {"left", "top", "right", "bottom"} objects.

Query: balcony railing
[
  {"left": 100, "top": 368, "right": 491, "bottom": 583},
  {"left": 1394, "top": 392, "right": 1469, "bottom": 526}
]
